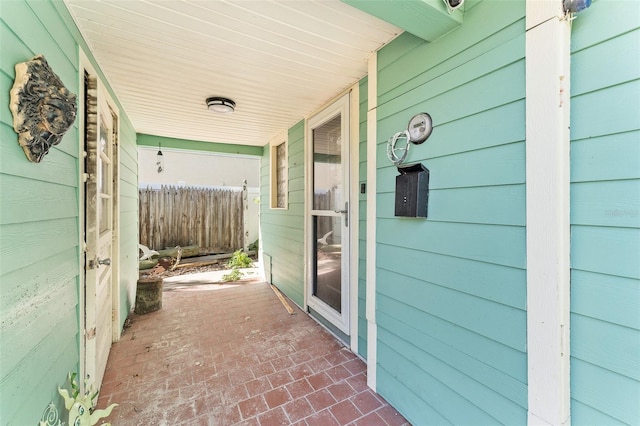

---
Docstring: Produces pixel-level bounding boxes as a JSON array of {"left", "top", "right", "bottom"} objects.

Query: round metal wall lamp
[{"left": 206, "top": 97, "right": 235, "bottom": 114}]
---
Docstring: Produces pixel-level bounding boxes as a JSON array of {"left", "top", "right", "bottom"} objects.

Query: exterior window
[{"left": 271, "top": 140, "right": 287, "bottom": 209}]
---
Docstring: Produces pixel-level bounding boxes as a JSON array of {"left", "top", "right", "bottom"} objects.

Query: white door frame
[
  {"left": 304, "top": 90, "right": 358, "bottom": 342},
  {"left": 78, "top": 49, "right": 121, "bottom": 392}
]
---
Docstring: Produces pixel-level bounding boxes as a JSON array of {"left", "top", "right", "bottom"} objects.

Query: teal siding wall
[
  {"left": 118, "top": 117, "right": 140, "bottom": 326},
  {"left": 569, "top": 2, "right": 640, "bottom": 424},
  {"left": 137, "top": 133, "right": 263, "bottom": 156},
  {"left": 260, "top": 121, "right": 306, "bottom": 307},
  {"left": 358, "top": 77, "right": 368, "bottom": 359},
  {"left": 374, "top": 1, "right": 527, "bottom": 424},
  {"left": 0, "top": 1, "right": 138, "bottom": 423}
]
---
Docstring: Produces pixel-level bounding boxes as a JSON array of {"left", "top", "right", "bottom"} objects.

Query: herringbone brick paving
[{"left": 97, "top": 279, "right": 409, "bottom": 426}]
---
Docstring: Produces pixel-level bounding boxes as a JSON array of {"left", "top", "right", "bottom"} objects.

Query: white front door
[
  {"left": 83, "top": 75, "right": 117, "bottom": 388},
  {"left": 307, "top": 94, "right": 351, "bottom": 334}
]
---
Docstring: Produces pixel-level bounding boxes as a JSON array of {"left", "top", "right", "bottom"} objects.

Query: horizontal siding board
[
  {"left": 377, "top": 365, "right": 451, "bottom": 425},
  {"left": 378, "top": 60, "right": 525, "bottom": 125},
  {"left": 0, "top": 22, "right": 33, "bottom": 79},
  {"left": 3, "top": 326, "right": 78, "bottom": 426},
  {"left": 571, "top": 225, "right": 640, "bottom": 279},
  {"left": 376, "top": 184, "right": 525, "bottom": 226},
  {"left": 1, "top": 124, "right": 79, "bottom": 186},
  {"left": 571, "top": 131, "right": 640, "bottom": 183},
  {"left": 376, "top": 32, "right": 424, "bottom": 72},
  {"left": 570, "top": 0, "right": 639, "bottom": 53},
  {"left": 0, "top": 175, "right": 77, "bottom": 224},
  {"left": 570, "top": 80, "right": 640, "bottom": 141},
  {"left": 379, "top": 20, "right": 524, "bottom": 107},
  {"left": 260, "top": 226, "right": 304, "bottom": 247},
  {"left": 571, "top": 313, "right": 640, "bottom": 381},
  {"left": 571, "top": 270, "right": 640, "bottom": 330},
  {"left": 0, "top": 273, "right": 78, "bottom": 376},
  {"left": 376, "top": 142, "right": 525, "bottom": 193},
  {"left": 377, "top": 337, "right": 502, "bottom": 425},
  {"left": 571, "top": 180, "right": 640, "bottom": 227},
  {"left": 1, "top": 2, "right": 77, "bottom": 87},
  {"left": 260, "top": 132, "right": 305, "bottom": 307},
  {"left": 0, "top": 218, "right": 79, "bottom": 275},
  {"left": 379, "top": 312, "right": 527, "bottom": 412},
  {"left": 571, "top": 399, "right": 627, "bottom": 426},
  {"left": 571, "top": 358, "right": 640, "bottom": 424},
  {"left": 1, "top": 7, "right": 72, "bottom": 79},
  {"left": 571, "top": 29, "right": 640, "bottom": 96},
  {"left": 377, "top": 270, "right": 525, "bottom": 351},
  {"left": 376, "top": 294, "right": 526, "bottom": 384},
  {"left": 398, "top": 100, "right": 525, "bottom": 160},
  {"left": 0, "top": 247, "right": 78, "bottom": 320},
  {"left": 570, "top": 4, "right": 640, "bottom": 423},
  {"left": 377, "top": 244, "right": 525, "bottom": 309},
  {"left": 17, "top": 0, "right": 77, "bottom": 66},
  {"left": 379, "top": 34, "right": 524, "bottom": 115},
  {"left": 377, "top": 0, "right": 524, "bottom": 90},
  {"left": 378, "top": 220, "right": 525, "bottom": 269},
  {"left": 0, "top": 73, "right": 16, "bottom": 128}
]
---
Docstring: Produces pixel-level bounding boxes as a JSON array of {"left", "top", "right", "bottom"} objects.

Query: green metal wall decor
[{"left": 9, "top": 55, "right": 77, "bottom": 163}]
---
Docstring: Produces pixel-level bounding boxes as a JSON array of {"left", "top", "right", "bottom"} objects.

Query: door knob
[{"left": 98, "top": 258, "right": 111, "bottom": 266}]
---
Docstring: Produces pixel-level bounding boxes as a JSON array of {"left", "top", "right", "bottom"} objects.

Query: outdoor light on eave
[
  {"left": 156, "top": 144, "right": 164, "bottom": 173},
  {"left": 206, "top": 96, "right": 235, "bottom": 114}
]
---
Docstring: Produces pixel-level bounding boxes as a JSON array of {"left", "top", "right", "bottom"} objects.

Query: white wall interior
[
  {"left": 138, "top": 147, "right": 261, "bottom": 246},
  {"left": 139, "top": 147, "right": 260, "bottom": 188}
]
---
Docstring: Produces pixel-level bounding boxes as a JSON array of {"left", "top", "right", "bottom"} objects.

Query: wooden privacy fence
[{"left": 139, "top": 186, "right": 244, "bottom": 252}]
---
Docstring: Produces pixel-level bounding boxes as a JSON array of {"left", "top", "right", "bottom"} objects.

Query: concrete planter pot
[{"left": 135, "top": 277, "right": 163, "bottom": 314}]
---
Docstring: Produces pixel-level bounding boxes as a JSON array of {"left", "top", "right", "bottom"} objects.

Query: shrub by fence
[{"left": 139, "top": 186, "right": 244, "bottom": 252}]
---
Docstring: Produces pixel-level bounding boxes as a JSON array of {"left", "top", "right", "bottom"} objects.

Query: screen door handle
[{"left": 334, "top": 202, "right": 348, "bottom": 227}]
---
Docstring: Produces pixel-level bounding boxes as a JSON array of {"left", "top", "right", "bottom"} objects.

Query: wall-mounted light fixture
[
  {"left": 206, "top": 97, "right": 235, "bottom": 114},
  {"left": 156, "top": 144, "right": 164, "bottom": 173},
  {"left": 563, "top": 0, "right": 592, "bottom": 14},
  {"left": 443, "top": 0, "right": 464, "bottom": 14}
]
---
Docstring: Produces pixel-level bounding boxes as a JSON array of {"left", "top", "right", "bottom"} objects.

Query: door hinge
[{"left": 86, "top": 327, "right": 96, "bottom": 339}]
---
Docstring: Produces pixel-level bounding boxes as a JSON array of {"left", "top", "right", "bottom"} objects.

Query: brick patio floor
[{"left": 96, "top": 277, "right": 410, "bottom": 426}]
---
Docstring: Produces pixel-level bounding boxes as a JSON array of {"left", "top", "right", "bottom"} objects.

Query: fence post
[{"left": 243, "top": 179, "right": 249, "bottom": 252}]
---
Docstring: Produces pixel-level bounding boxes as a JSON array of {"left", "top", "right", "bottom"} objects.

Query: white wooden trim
[
  {"left": 525, "top": 1, "right": 571, "bottom": 424},
  {"left": 350, "top": 83, "right": 360, "bottom": 354},
  {"left": 269, "top": 130, "right": 289, "bottom": 210},
  {"left": 305, "top": 94, "right": 352, "bottom": 335},
  {"left": 108, "top": 94, "right": 121, "bottom": 344},
  {"left": 303, "top": 118, "right": 310, "bottom": 312},
  {"left": 366, "top": 52, "right": 378, "bottom": 391},
  {"left": 78, "top": 47, "right": 90, "bottom": 398}
]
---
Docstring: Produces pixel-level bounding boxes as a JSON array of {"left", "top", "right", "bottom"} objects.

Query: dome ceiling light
[{"left": 206, "top": 97, "right": 235, "bottom": 114}]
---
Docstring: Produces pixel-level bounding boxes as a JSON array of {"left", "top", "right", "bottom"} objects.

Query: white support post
[
  {"left": 366, "top": 52, "right": 378, "bottom": 392},
  {"left": 350, "top": 83, "right": 360, "bottom": 355},
  {"left": 525, "top": 1, "right": 572, "bottom": 424},
  {"left": 243, "top": 179, "right": 249, "bottom": 252}
]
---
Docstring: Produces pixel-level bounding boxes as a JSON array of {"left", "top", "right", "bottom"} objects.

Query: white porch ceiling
[{"left": 64, "top": 0, "right": 401, "bottom": 147}]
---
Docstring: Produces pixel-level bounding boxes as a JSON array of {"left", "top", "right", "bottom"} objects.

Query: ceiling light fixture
[{"left": 206, "top": 97, "right": 235, "bottom": 114}]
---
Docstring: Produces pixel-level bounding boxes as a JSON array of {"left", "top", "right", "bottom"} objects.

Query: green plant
[
  {"left": 227, "top": 249, "right": 253, "bottom": 268},
  {"left": 221, "top": 268, "right": 244, "bottom": 282},
  {"left": 248, "top": 239, "right": 259, "bottom": 252}
]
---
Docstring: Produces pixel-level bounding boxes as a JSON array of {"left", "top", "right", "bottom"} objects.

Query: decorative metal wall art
[{"left": 9, "top": 55, "right": 77, "bottom": 163}]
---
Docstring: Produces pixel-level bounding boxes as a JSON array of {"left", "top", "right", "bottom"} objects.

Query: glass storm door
[{"left": 307, "top": 94, "right": 350, "bottom": 334}]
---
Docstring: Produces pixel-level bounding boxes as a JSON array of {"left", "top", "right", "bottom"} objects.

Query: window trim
[{"left": 269, "top": 133, "right": 288, "bottom": 210}]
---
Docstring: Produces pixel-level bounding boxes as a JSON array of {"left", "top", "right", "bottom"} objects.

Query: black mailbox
[{"left": 395, "top": 163, "right": 429, "bottom": 218}]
